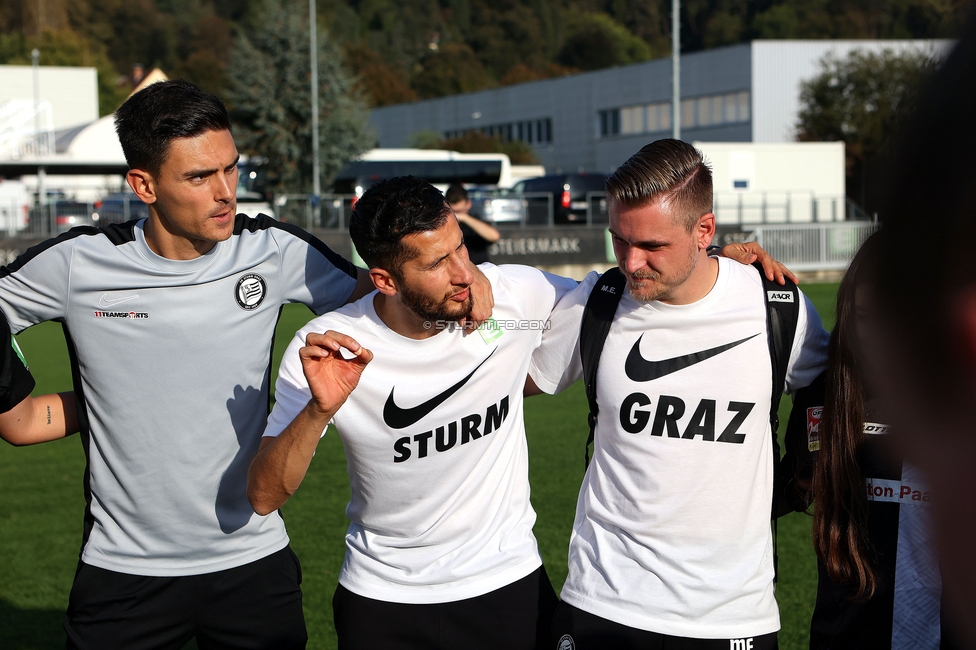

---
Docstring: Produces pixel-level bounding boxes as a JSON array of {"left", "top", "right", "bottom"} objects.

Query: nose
[
  {"left": 452, "top": 248, "right": 475, "bottom": 286},
  {"left": 619, "top": 244, "right": 645, "bottom": 275},
  {"left": 214, "top": 169, "right": 236, "bottom": 203}
]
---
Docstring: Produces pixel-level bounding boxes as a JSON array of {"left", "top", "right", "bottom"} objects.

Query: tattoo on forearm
[{"left": 46, "top": 405, "right": 51, "bottom": 425}]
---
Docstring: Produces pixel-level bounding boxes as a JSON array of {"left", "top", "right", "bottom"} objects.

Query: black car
[
  {"left": 511, "top": 173, "right": 608, "bottom": 225},
  {"left": 94, "top": 192, "right": 150, "bottom": 224}
]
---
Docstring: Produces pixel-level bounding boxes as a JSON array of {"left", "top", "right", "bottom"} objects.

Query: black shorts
[
  {"left": 551, "top": 601, "right": 778, "bottom": 650},
  {"left": 333, "top": 565, "right": 559, "bottom": 650},
  {"left": 64, "top": 546, "right": 307, "bottom": 650}
]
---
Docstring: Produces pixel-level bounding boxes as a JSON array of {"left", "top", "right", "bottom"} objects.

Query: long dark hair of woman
[{"left": 811, "top": 232, "right": 882, "bottom": 602}]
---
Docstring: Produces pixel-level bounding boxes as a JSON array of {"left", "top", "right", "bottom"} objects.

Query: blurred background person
[
  {"left": 446, "top": 184, "right": 500, "bottom": 265},
  {"left": 865, "top": 8, "right": 976, "bottom": 643}
]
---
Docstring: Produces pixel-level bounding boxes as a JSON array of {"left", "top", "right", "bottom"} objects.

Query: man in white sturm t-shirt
[
  {"left": 529, "top": 139, "right": 829, "bottom": 650},
  {"left": 248, "top": 176, "right": 579, "bottom": 650}
]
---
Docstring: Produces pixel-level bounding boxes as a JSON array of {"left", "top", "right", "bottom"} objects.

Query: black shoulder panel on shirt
[
  {"left": 232, "top": 213, "right": 358, "bottom": 280},
  {"left": 0, "top": 220, "right": 140, "bottom": 279}
]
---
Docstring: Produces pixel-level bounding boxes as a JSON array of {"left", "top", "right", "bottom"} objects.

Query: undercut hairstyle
[
  {"left": 114, "top": 80, "right": 232, "bottom": 178},
  {"left": 445, "top": 184, "right": 469, "bottom": 205},
  {"left": 349, "top": 176, "right": 452, "bottom": 276},
  {"left": 606, "top": 139, "right": 713, "bottom": 231}
]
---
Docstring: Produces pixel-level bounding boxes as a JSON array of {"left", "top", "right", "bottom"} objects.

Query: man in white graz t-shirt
[
  {"left": 247, "top": 176, "right": 579, "bottom": 650},
  {"left": 529, "top": 139, "right": 829, "bottom": 650}
]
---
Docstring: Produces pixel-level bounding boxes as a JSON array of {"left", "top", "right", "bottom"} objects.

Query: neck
[
  {"left": 661, "top": 252, "right": 719, "bottom": 305},
  {"left": 373, "top": 293, "right": 445, "bottom": 340},
  {"left": 144, "top": 213, "right": 216, "bottom": 260}
]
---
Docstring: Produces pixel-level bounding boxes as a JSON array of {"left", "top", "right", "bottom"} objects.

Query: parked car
[
  {"left": 467, "top": 186, "right": 524, "bottom": 224},
  {"left": 512, "top": 173, "right": 609, "bottom": 225},
  {"left": 93, "top": 192, "right": 149, "bottom": 224},
  {"left": 28, "top": 198, "right": 96, "bottom": 234}
]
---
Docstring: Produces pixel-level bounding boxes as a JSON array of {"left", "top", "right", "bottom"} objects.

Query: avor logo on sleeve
[
  {"left": 236, "top": 273, "right": 267, "bottom": 310},
  {"left": 807, "top": 406, "right": 822, "bottom": 451}
]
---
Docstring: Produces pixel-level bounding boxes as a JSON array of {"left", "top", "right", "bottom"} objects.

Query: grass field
[{"left": 0, "top": 282, "right": 839, "bottom": 649}]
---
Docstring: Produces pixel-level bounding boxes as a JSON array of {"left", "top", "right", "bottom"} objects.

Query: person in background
[
  {"left": 778, "top": 233, "right": 957, "bottom": 649},
  {"left": 869, "top": 8, "right": 976, "bottom": 643},
  {"left": 446, "top": 183, "right": 500, "bottom": 264}
]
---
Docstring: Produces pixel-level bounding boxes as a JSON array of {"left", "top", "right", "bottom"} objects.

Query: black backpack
[
  {"left": 579, "top": 261, "right": 800, "bottom": 465},
  {"left": 577, "top": 261, "right": 801, "bottom": 579}
]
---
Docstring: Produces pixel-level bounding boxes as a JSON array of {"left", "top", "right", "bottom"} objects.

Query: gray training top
[{"left": 0, "top": 215, "right": 357, "bottom": 576}]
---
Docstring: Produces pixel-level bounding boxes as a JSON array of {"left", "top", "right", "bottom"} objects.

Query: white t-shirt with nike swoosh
[
  {"left": 264, "top": 263, "right": 577, "bottom": 604},
  {"left": 528, "top": 257, "right": 828, "bottom": 638}
]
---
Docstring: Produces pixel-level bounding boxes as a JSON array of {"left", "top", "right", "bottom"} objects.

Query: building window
[
  {"left": 599, "top": 109, "right": 620, "bottom": 137},
  {"left": 446, "top": 117, "right": 553, "bottom": 146},
  {"left": 620, "top": 106, "right": 643, "bottom": 135},
  {"left": 598, "top": 91, "right": 750, "bottom": 139}
]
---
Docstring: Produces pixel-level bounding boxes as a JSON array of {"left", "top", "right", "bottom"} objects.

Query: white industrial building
[{"left": 370, "top": 40, "right": 949, "bottom": 175}]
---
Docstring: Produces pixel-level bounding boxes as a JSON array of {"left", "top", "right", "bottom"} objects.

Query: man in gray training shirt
[{"left": 0, "top": 81, "right": 377, "bottom": 649}]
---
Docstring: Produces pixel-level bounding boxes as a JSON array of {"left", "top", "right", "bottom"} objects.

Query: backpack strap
[
  {"left": 579, "top": 267, "right": 627, "bottom": 467},
  {"left": 752, "top": 261, "right": 801, "bottom": 584},
  {"left": 753, "top": 261, "right": 801, "bottom": 434}
]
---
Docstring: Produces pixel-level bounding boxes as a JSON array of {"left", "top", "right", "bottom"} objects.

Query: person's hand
[
  {"left": 299, "top": 331, "right": 373, "bottom": 414},
  {"left": 463, "top": 263, "right": 494, "bottom": 328},
  {"left": 717, "top": 241, "right": 798, "bottom": 285}
]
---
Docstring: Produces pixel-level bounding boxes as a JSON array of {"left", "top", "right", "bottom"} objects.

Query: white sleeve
[
  {"left": 784, "top": 291, "right": 830, "bottom": 394},
  {"left": 265, "top": 327, "right": 317, "bottom": 438},
  {"left": 494, "top": 263, "right": 579, "bottom": 323},
  {"left": 527, "top": 272, "right": 599, "bottom": 394}
]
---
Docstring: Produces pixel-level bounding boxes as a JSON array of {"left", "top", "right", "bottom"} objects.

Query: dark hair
[
  {"left": 349, "top": 176, "right": 452, "bottom": 274},
  {"left": 445, "top": 184, "right": 468, "bottom": 205},
  {"left": 114, "top": 80, "right": 232, "bottom": 178},
  {"left": 606, "top": 138, "right": 713, "bottom": 231},
  {"left": 812, "top": 232, "right": 882, "bottom": 602}
]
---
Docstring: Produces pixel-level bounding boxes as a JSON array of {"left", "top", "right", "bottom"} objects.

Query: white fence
[{"left": 749, "top": 221, "right": 879, "bottom": 271}]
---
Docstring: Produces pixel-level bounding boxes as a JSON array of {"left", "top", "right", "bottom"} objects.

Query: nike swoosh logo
[
  {"left": 625, "top": 333, "right": 760, "bottom": 382},
  {"left": 383, "top": 348, "right": 497, "bottom": 429},
  {"left": 98, "top": 293, "right": 140, "bottom": 308}
]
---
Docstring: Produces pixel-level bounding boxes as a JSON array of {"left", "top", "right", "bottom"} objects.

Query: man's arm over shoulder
[
  {"left": 269, "top": 221, "right": 362, "bottom": 314},
  {"left": 494, "top": 264, "right": 579, "bottom": 323},
  {"left": 784, "top": 291, "right": 830, "bottom": 394},
  {"left": 528, "top": 271, "right": 600, "bottom": 395}
]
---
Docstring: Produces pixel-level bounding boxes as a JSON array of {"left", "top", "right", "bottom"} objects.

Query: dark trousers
[
  {"left": 551, "top": 601, "right": 778, "bottom": 650},
  {"left": 333, "top": 565, "right": 559, "bottom": 650},
  {"left": 64, "top": 546, "right": 307, "bottom": 650}
]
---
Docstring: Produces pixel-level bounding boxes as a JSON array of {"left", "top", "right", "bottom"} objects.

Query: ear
[
  {"left": 696, "top": 212, "right": 716, "bottom": 249},
  {"left": 126, "top": 169, "right": 157, "bottom": 205},
  {"left": 370, "top": 268, "right": 398, "bottom": 297}
]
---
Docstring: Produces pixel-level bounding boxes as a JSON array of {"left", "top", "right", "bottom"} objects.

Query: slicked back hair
[
  {"left": 114, "top": 80, "right": 232, "bottom": 179},
  {"left": 349, "top": 176, "right": 452, "bottom": 277},
  {"left": 606, "top": 139, "right": 713, "bottom": 231}
]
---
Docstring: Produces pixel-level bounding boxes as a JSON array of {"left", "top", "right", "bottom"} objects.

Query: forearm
[
  {"left": 0, "top": 392, "right": 77, "bottom": 446},
  {"left": 458, "top": 215, "right": 500, "bottom": 243},
  {"left": 247, "top": 400, "right": 337, "bottom": 515}
]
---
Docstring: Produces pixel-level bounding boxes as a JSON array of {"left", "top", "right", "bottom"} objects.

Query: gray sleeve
[
  {"left": 274, "top": 226, "right": 358, "bottom": 315},
  {"left": 0, "top": 237, "right": 72, "bottom": 333}
]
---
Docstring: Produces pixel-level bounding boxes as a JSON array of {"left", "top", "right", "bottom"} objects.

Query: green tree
[
  {"left": 557, "top": 12, "right": 651, "bottom": 71},
  {"left": 410, "top": 42, "right": 495, "bottom": 99},
  {"left": 226, "top": 0, "right": 371, "bottom": 196},
  {"left": 796, "top": 48, "right": 938, "bottom": 209}
]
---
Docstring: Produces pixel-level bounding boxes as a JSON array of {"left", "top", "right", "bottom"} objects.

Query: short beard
[
  {"left": 399, "top": 281, "right": 474, "bottom": 323},
  {"left": 626, "top": 244, "right": 699, "bottom": 304}
]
